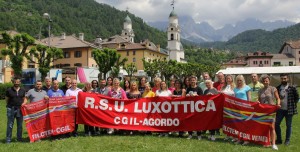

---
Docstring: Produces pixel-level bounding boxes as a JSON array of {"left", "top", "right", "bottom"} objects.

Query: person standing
[
  {"left": 91, "top": 80, "right": 99, "bottom": 91},
  {"left": 221, "top": 74, "right": 235, "bottom": 97},
  {"left": 213, "top": 72, "right": 225, "bottom": 91},
  {"left": 234, "top": 75, "right": 251, "bottom": 101},
  {"left": 107, "top": 78, "right": 127, "bottom": 134},
  {"left": 142, "top": 82, "right": 155, "bottom": 98},
  {"left": 95, "top": 79, "right": 110, "bottom": 96},
  {"left": 138, "top": 77, "right": 147, "bottom": 95},
  {"left": 183, "top": 76, "right": 190, "bottom": 89},
  {"left": 42, "top": 77, "right": 52, "bottom": 92},
  {"left": 275, "top": 74, "right": 299, "bottom": 146},
  {"left": 233, "top": 75, "right": 251, "bottom": 145},
  {"left": 258, "top": 75, "right": 280, "bottom": 150},
  {"left": 186, "top": 76, "right": 203, "bottom": 140},
  {"left": 172, "top": 79, "right": 186, "bottom": 137},
  {"left": 123, "top": 80, "right": 131, "bottom": 94},
  {"left": 152, "top": 77, "right": 162, "bottom": 93},
  {"left": 82, "top": 82, "right": 96, "bottom": 136},
  {"left": 203, "top": 80, "right": 219, "bottom": 141},
  {"left": 25, "top": 80, "right": 49, "bottom": 103},
  {"left": 93, "top": 79, "right": 109, "bottom": 135},
  {"left": 5, "top": 77, "right": 26, "bottom": 144},
  {"left": 61, "top": 76, "right": 72, "bottom": 94},
  {"left": 106, "top": 77, "right": 113, "bottom": 90},
  {"left": 127, "top": 81, "right": 142, "bottom": 99},
  {"left": 168, "top": 78, "right": 176, "bottom": 93},
  {"left": 47, "top": 80, "right": 64, "bottom": 97},
  {"left": 65, "top": 79, "right": 82, "bottom": 137},
  {"left": 248, "top": 73, "right": 264, "bottom": 102},
  {"left": 198, "top": 72, "right": 212, "bottom": 92},
  {"left": 156, "top": 81, "right": 172, "bottom": 137}
]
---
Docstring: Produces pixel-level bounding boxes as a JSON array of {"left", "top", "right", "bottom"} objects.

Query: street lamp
[{"left": 43, "top": 13, "right": 52, "bottom": 48}]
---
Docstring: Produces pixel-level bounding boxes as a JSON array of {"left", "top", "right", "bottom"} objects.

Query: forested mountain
[
  {"left": 0, "top": 0, "right": 167, "bottom": 47},
  {"left": 199, "top": 23, "right": 300, "bottom": 53}
]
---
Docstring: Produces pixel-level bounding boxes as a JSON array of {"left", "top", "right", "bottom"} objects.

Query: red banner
[
  {"left": 222, "top": 95, "right": 278, "bottom": 145},
  {"left": 77, "top": 92, "right": 224, "bottom": 131},
  {"left": 21, "top": 97, "right": 76, "bottom": 142}
]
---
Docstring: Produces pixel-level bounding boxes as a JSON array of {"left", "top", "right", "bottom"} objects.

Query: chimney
[
  {"left": 94, "top": 35, "right": 102, "bottom": 45},
  {"left": 61, "top": 32, "right": 66, "bottom": 40},
  {"left": 79, "top": 33, "right": 84, "bottom": 41},
  {"left": 157, "top": 44, "right": 160, "bottom": 52}
]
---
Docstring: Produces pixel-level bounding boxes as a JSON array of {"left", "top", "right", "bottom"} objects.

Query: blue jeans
[
  {"left": 6, "top": 107, "right": 23, "bottom": 142},
  {"left": 275, "top": 109, "right": 293, "bottom": 142}
]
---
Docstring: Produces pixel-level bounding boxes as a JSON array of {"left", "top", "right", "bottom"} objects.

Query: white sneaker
[
  {"left": 107, "top": 129, "right": 114, "bottom": 135},
  {"left": 211, "top": 135, "right": 216, "bottom": 141},
  {"left": 197, "top": 136, "right": 202, "bottom": 140},
  {"left": 272, "top": 145, "right": 278, "bottom": 150},
  {"left": 187, "top": 135, "right": 193, "bottom": 139}
]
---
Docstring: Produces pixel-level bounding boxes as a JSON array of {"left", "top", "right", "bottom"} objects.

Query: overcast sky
[{"left": 96, "top": 0, "right": 300, "bottom": 29}]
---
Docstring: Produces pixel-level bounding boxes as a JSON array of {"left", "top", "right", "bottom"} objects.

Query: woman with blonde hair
[
  {"left": 127, "top": 81, "right": 141, "bottom": 99},
  {"left": 234, "top": 75, "right": 251, "bottom": 101},
  {"left": 142, "top": 82, "right": 155, "bottom": 98},
  {"left": 152, "top": 77, "right": 162, "bottom": 93},
  {"left": 233, "top": 75, "right": 251, "bottom": 145},
  {"left": 221, "top": 74, "right": 236, "bottom": 96}
]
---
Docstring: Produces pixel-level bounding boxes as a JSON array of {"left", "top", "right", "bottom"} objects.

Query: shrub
[{"left": 0, "top": 83, "right": 13, "bottom": 99}]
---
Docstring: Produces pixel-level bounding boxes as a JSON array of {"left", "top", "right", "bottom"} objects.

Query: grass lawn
[{"left": 0, "top": 100, "right": 299, "bottom": 152}]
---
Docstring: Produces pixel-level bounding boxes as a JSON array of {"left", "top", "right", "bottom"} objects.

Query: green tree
[
  {"left": 1, "top": 32, "right": 35, "bottom": 78},
  {"left": 25, "top": 44, "right": 63, "bottom": 81},
  {"left": 142, "top": 58, "right": 159, "bottom": 81},
  {"left": 124, "top": 63, "right": 137, "bottom": 80},
  {"left": 93, "top": 48, "right": 127, "bottom": 79}
]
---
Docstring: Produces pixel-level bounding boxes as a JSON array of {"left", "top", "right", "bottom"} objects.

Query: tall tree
[
  {"left": 1, "top": 32, "right": 35, "bottom": 78},
  {"left": 25, "top": 44, "right": 63, "bottom": 81},
  {"left": 93, "top": 48, "right": 127, "bottom": 79},
  {"left": 124, "top": 63, "right": 137, "bottom": 80}
]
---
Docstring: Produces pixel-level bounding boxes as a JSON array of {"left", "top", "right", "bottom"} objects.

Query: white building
[
  {"left": 167, "top": 9, "right": 185, "bottom": 63},
  {"left": 121, "top": 15, "right": 135, "bottom": 43}
]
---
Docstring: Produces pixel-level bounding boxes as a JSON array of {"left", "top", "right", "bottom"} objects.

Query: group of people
[{"left": 5, "top": 73, "right": 299, "bottom": 150}]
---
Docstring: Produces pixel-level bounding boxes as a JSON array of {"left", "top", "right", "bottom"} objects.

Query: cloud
[{"left": 96, "top": 0, "right": 300, "bottom": 28}]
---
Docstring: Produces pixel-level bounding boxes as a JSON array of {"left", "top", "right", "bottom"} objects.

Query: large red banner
[
  {"left": 222, "top": 95, "right": 278, "bottom": 145},
  {"left": 21, "top": 97, "right": 76, "bottom": 142},
  {"left": 77, "top": 92, "right": 224, "bottom": 131}
]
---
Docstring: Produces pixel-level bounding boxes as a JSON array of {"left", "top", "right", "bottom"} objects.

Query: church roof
[
  {"left": 169, "top": 10, "right": 178, "bottom": 18},
  {"left": 124, "top": 15, "right": 132, "bottom": 23}
]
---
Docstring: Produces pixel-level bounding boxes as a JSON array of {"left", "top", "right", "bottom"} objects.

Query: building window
[
  {"left": 133, "top": 57, "right": 136, "bottom": 62},
  {"left": 259, "top": 61, "right": 262, "bottom": 64},
  {"left": 75, "top": 51, "right": 82, "bottom": 58},
  {"left": 63, "top": 64, "right": 71, "bottom": 67},
  {"left": 299, "top": 51, "right": 300, "bottom": 54},
  {"left": 253, "top": 61, "right": 255, "bottom": 64},
  {"left": 125, "top": 33, "right": 127, "bottom": 35},
  {"left": 133, "top": 50, "right": 136, "bottom": 55},
  {"left": 171, "top": 28, "right": 173, "bottom": 31},
  {"left": 274, "top": 62, "right": 281, "bottom": 66},
  {"left": 64, "top": 52, "right": 70, "bottom": 58},
  {"left": 127, "top": 51, "right": 129, "bottom": 56},
  {"left": 170, "top": 34, "right": 174, "bottom": 40},
  {"left": 264, "top": 60, "right": 267, "bottom": 64},
  {"left": 28, "top": 65, "right": 35, "bottom": 68},
  {"left": 289, "top": 62, "right": 293, "bottom": 66},
  {"left": 74, "top": 63, "right": 82, "bottom": 67}
]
